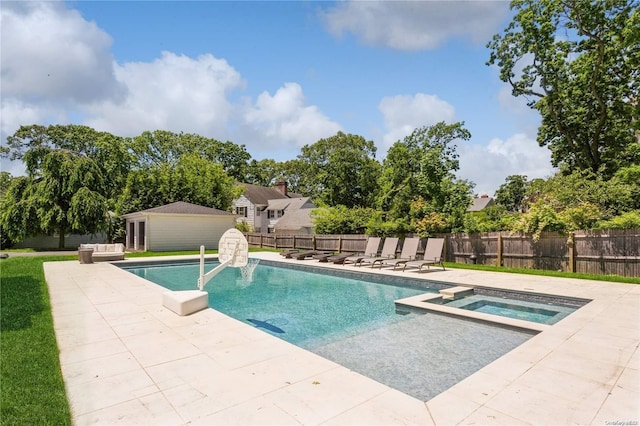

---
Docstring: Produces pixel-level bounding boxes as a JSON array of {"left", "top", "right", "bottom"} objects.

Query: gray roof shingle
[
  {"left": 237, "top": 182, "right": 303, "bottom": 205},
  {"left": 123, "top": 201, "right": 235, "bottom": 217}
]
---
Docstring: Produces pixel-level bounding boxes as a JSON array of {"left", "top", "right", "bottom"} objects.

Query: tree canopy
[
  {"left": 0, "top": 149, "right": 108, "bottom": 248},
  {"left": 293, "top": 132, "right": 381, "bottom": 208},
  {"left": 487, "top": 0, "right": 640, "bottom": 177},
  {"left": 377, "top": 122, "right": 474, "bottom": 233}
]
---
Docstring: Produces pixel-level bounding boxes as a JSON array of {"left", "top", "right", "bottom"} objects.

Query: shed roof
[{"left": 121, "top": 201, "right": 235, "bottom": 218}]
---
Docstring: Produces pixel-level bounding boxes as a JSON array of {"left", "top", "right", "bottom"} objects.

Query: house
[
  {"left": 274, "top": 208, "right": 315, "bottom": 234},
  {"left": 467, "top": 194, "right": 495, "bottom": 212},
  {"left": 120, "top": 201, "right": 237, "bottom": 251},
  {"left": 232, "top": 181, "right": 315, "bottom": 233}
]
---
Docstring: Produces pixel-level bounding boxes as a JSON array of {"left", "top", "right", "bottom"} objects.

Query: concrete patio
[{"left": 44, "top": 251, "right": 639, "bottom": 425}]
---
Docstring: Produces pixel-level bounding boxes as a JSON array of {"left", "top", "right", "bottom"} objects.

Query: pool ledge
[{"left": 395, "top": 293, "right": 550, "bottom": 333}]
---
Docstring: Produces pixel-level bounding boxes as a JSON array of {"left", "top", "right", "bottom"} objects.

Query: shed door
[{"left": 138, "top": 222, "right": 146, "bottom": 251}]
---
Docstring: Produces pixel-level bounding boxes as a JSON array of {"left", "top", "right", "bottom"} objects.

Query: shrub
[{"left": 595, "top": 210, "right": 640, "bottom": 230}]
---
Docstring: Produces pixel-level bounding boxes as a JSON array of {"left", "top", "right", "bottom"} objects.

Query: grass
[
  {"left": 443, "top": 261, "right": 640, "bottom": 284},
  {"left": 0, "top": 256, "right": 73, "bottom": 425}
]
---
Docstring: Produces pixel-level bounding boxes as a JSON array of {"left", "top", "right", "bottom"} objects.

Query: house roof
[
  {"left": 121, "top": 201, "right": 235, "bottom": 218},
  {"left": 274, "top": 208, "right": 315, "bottom": 231},
  {"left": 236, "top": 182, "right": 303, "bottom": 206},
  {"left": 467, "top": 196, "right": 495, "bottom": 212},
  {"left": 267, "top": 197, "right": 312, "bottom": 211}
]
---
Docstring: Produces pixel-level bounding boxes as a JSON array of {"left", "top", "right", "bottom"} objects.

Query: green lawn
[
  {"left": 0, "top": 255, "right": 74, "bottom": 425},
  {"left": 443, "top": 262, "right": 640, "bottom": 284}
]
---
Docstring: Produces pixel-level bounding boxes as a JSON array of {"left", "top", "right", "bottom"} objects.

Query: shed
[{"left": 120, "top": 201, "right": 237, "bottom": 252}]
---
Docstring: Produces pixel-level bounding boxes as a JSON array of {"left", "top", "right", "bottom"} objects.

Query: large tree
[
  {"left": 294, "top": 132, "right": 381, "bottom": 208},
  {"left": 377, "top": 122, "right": 474, "bottom": 228},
  {"left": 487, "top": 0, "right": 639, "bottom": 176},
  {"left": 117, "top": 153, "right": 241, "bottom": 215},
  {"left": 3, "top": 124, "right": 132, "bottom": 201},
  {"left": 0, "top": 149, "right": 108, "bottom": 248},
  {"left": 129, "top": 130, "right": 251, "bottom": 180},
  {"left": 495, "top": 174, "right": 530, "bottom": 212}
]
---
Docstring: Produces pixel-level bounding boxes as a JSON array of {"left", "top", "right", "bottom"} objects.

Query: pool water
[
  {"left": 442, "top": 294, "right": 577, "bottom": 325},
  {"left": 123, "top": 260, "right": 534, "bottom": 401}
]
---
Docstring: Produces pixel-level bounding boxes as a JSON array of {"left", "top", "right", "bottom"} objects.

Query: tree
[
  {"left": 377, "top": 122, "right": 474, "bottom": 230},
  {"left": 244, "top": 158, "right": 285, "bottom": 187},
  {"left": 487, "top": 0, "right": 639, "bottom": 177},
  {"left": 495, "top": 175, "right": 529, "bottom": 212},
  {"left": 117, "top": 154, "right": 241, "bottom": 215},
  {"left": 294, "top": 132, "right": 381, "bottom": 208},
  {"left": 3, "top": 124, "right": 132, "bottom": 202},
  {"left": 312, "top": 205, "right": 378, "bottom": 234},
  {"left": 0, "top": 150, "right": 108, "bottom": 248},
  {"left": 129, "top": 130, "right": 251, "bottom": 180}
]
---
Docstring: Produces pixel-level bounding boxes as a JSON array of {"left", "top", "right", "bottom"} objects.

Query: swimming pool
[{"left": 122, "top": 259, "right": 536, "bottom": 400}]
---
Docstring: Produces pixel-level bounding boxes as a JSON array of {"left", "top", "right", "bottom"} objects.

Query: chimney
[{"left": 274, "top": 181, "right": 288, "bottom": 196}]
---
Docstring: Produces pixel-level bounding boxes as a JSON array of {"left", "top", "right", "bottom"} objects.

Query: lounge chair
[
  {"left": 402, "top": 238, "right": 445, "bottom": 271},
  {"left": 280, "top": 249, "right": 300, "bottom": 258},
  {"left": 379, "top": 237, "right": 421, "bottom": 270},
  {"left": 312, "top": 252, "right": 354, "bottom": 263},
  {"left": 343, "top": 237, "right": 382, "bottom": 266},
  {"left": 358, "top": 237, "right": 399, "bottom": 268},
  {"left": 294, "top": 250, "right": 331, "bottom": 260},
  {"left": 326, "top": 252, "right": 355, "bottom": 264}
]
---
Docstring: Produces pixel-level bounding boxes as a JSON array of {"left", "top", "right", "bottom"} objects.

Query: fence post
[
  {"left": 567, "top": 232, "right": 575, "bottom": 273},
  {"left": 312, "top": 234, "right": 316, "bottom": 250},
  {"left": 293, "top": 235, "right": 296, "bottom": 250},
  {"left": 443, "top": 235, "right": 448, "bottom": 262},
  {"left": 338, "top": 235, "right": 342, "bottom": 252},
  {"left": 497, "top": 233, "right": 503, "bottom": 267}
]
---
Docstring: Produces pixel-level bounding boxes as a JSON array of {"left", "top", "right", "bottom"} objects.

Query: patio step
[{"left": 440, "top": 286, "right": 474, "bottom": 300}]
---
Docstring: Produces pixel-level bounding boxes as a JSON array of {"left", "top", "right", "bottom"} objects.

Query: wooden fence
[{"left": 245, "top": 229, "right": 640, "bottom": 277}]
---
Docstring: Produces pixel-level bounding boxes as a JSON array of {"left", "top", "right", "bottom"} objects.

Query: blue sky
[{"left": 1, "top": 1, "right": 555, "bottom": 195}]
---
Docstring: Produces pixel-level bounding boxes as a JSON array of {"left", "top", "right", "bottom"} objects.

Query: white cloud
[
  {"left": 320, "top": 1, "right": 509, "bottom": 50},
  {"left": 244, "top": 82, "right": 342, "bottom": 148},
  {"left": 378, "top": 93, "right": 456, "bottom": 149},
  {"left": 85, "top": 52, "right": 244, "bottom": 138},
  {"left": 1, "top": 1, "right": 124, "bottom": 103},
  {"left": 458, "top": 133, "right": 556, "bottom": 196},
  {"left": 0, "top": 1, "right": 341, "bottom": 165}
]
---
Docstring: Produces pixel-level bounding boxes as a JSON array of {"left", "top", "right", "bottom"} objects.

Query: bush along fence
[{"left": 245, "top": 229, "right": 640, "bottom": 278}]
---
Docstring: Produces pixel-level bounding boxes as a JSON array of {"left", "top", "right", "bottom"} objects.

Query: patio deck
[{"left": 44, "top": 251, "right": 639, "bottom": 425}]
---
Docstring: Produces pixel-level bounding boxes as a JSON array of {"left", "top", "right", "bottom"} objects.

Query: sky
[{"left": 0, "top": 0, "right": 556, "bottom": 196}]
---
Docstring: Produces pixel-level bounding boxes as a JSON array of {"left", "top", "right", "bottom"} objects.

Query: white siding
[
  {"left": 146, "top": 215, "right": 237, "bottom": 251},
  {"left": 232, "top": 195, "right": 258, "bottom": 231}
]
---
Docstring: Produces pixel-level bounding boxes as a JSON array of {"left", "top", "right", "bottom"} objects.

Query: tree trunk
[{"left": 58, "top": 229, "right": 65, "bottom": 249}]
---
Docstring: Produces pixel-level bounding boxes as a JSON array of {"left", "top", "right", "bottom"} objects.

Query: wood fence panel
[
  {"left": 574, "top": 229, "right": 640, "bottom": 276},
  {"left": 245, "top": 230, "right": 639, "bottom": 277}
]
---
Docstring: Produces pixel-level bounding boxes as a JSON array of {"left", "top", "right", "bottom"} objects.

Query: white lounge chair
[{"left": 402, "top": 238, "right": 445, "bottom": 271}]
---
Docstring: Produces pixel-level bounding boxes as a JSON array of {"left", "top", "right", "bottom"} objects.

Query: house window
[
  {"left": 236, "top": 206, "right": 247, "bottom": 217},
  {"left": 268, "top": 210, "right": 275, "bottom": 219}
]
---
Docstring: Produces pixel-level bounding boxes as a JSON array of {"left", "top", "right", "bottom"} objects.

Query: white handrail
[{"left": 197, "top": 243, "right": 238, "bottom": 291}]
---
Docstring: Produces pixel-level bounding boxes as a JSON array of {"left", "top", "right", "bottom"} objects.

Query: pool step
[{"left": 440, "top": 286, "right": 474, "bottom": 300}]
